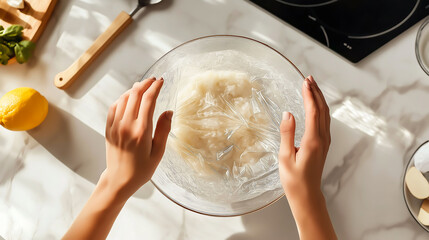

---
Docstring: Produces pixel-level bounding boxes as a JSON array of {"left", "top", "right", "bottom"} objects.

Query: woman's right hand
[
  {"left": 278, "top": 75, "right": 336, "bottom": 240},
  {"left": 278, "top": 75, "right": 331, "bottom": 200}
]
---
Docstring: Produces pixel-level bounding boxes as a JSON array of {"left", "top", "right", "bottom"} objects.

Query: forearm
[
  {"left": 63, "top": 175, "right": 126, "bottom": 240},
  {"left": 287, "top": 190, "right": 337, "bottom": 240}
]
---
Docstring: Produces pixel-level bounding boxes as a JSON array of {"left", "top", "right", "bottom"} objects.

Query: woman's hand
[
  {"left": 103, "top": 77, "right": 173, "bottom": 200},
  {"left": 278, "top": 75, "right": 336, "bottom": 240},
  {"left": 279, "top": 75, "right": 330, "bottom": 200},
  {"left": 63, "top": 77, "right": 172, "bottom": 240}
]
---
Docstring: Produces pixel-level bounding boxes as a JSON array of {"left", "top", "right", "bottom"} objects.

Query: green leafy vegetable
[
  {"left": 0, "top": 25, "right": 36, "bottom": 65},
  {"left": 0, "top": 25, "right": 23, "bottom": 41},
  {"left": 0, "top": 44, "right": 11, "bottom": 65},
  {"left": 5, "top": 41, "right": 17, "bottom": 50},
  {"left": 14, "top": 40, "right": 36, "bottom": 64},
  {"left": 1, "top": 43, "right": 12, "bottom": 56}
]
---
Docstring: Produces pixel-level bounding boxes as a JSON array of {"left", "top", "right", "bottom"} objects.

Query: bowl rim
[
  {"left": 145, "top": 34, "right": 305, "bottom": 217},
  {"left": 403, "top": 140, "right": 429, "bottom": 232},
  {"left": 415, "top": 17, "right": 429, "bottom": 76}
]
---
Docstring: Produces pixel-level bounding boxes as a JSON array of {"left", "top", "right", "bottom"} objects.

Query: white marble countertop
[{"left": 1, "top": 0, "right": 429, "bottom": 239}]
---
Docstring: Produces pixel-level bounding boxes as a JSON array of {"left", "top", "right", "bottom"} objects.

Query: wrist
[
  {"left": 285, "top": 185, "right": 324, "bottom": 210},
  {"left": 285, "top": 188, "right": 327, "bottom": 220},
  {"left": 96, "top": 172, "right": 129, "bottom": 206},
  {"left": 284, "top": 189, "right": 336, "bottom": 240},
  {"left": 100, "top": 168, "right": 149, "bottom": 202},
  {"left": 284, "top": 182, "right": 323, "bottom": 201}
]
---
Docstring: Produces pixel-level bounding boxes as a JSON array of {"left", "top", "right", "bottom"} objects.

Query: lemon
[{"left": 0, "top": 87, "right": 48, "bottom": 131}]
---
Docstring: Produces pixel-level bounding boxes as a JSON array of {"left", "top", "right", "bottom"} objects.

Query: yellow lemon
[{"left": 0, "top": 87, "right": 48, "bottom": 131}]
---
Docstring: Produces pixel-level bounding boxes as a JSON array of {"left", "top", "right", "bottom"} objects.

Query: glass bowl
[
  {"left": 416, "top": 17, "right": 429, "bottom": 76},
  {"left": 403, "top": 140, "right": 429, "bottom": 232},
  {"left": 143, "top": 35, "right": 305, "bottom": 216}
]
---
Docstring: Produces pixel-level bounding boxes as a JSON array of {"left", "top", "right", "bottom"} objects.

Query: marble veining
[{"left": 1, "top": 0, "right": 429, "bottom": 239}]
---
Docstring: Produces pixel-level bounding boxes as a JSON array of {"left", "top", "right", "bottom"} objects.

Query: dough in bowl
[{"left": 171, "top": 70, "right": 273, "bottom": 177}]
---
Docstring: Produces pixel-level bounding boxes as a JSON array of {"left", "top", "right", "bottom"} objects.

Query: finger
[
  {"left": 279, "top": 111, "right": 296, "bottom": 165},
  {"left": 316, "top": 81, "right": 331, "bottom": 136},
  {"left": 114, "top": 92, "right": 130, "bottom": 122},
  {"left": 309, "top": 76, "right": 331, "bottom": 147},
  {"left": 111, "top": 86, "right": 133, "bottom": 119},
  {"left": 106, "top": 102, "right": 117, "bottom": 128},
  {"left": 138, "top": 78, "right": 164, "bottom": 121},
  {"left": 308, "top": 76, "right": 326, "bottom": 133},
  {"left": 327, "top": 110, "right": 331, "bottom": 138},
  {"left": 321, "top": 90, "right": 331, "bottom": 142},
  {"left": 309, "top": 76, "right": 328, "bottom": 108},
  {"left": 124, "top": 78, "right": 156, "bottom": 120},
  {"left": 302, "top": 77, "right": 319, "bottom": 136},
  {"left": 150, "top": 110, "right": 173, "bottom": 163}
]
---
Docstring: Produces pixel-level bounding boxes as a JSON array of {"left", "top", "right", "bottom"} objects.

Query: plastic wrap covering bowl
[{"left": 143, "top": 35, "right": 305, "bottom": 216}]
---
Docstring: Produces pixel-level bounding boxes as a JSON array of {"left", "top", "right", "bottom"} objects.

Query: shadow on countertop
[
  {"left": 0, "top": 131, "right": 27, "bottom": 187},
  {"left": 56, "top": 0, "right": 174, "bottom": 99},
  {"left": 28, "top": 104, "right": 155, "bottom": 199},
  {"left": 227, "top": 197, "right": 299, "bottom": 240}
]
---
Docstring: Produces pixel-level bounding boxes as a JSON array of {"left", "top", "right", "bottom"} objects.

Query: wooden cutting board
[
  {"left": 0, "top": 0, "right": 57, "bottom": 64},
  {"left": 0, "top": 0, "right": 58, "bottom": 41}
]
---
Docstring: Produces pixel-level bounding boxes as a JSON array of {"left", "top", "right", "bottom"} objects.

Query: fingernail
[
  {"left": 150, "top": 77, "right": 156, "bottom": 81},
  {"left": 159, "top": 77, "right": 164, "bottom": 81},
  {"left": 308, "top": 75, "right": 317, "bottom": 86},
  {"left": 166, "top": 110, "right": 173, "bottom": 121},
  {"left": 282, "top": 111, "right": 291, "bottom": 120}
]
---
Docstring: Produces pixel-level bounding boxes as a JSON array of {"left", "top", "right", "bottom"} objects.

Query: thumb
[
  {"left": 279, "top": 111, "right": 296, "bottom": 162},
  {"left": 151, "top": 110, "right": 173, "bottom": 162}
]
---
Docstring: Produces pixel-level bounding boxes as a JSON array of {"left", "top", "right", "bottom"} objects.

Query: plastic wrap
[
  {"left": 149, "top": 49, "right": 304, "bottom": 203},
  {"left": 171, "top": 70, "right": 277, "bottom": 176}
]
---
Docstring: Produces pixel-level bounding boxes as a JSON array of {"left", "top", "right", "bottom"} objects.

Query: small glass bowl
[
  {"left": 403, "top": 140, "right": 429, "bottom": 232},
  {"left": 416, "top": 17, "right": 429, "bottom": 76}
]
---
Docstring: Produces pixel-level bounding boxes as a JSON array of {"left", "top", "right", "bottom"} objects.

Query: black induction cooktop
[{"left": 249, "top": 0, "right": 429, "bottom": 62}]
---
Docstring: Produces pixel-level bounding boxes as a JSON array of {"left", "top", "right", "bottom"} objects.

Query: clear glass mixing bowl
[{"left": 143, "top": 35, "right": 305, "bottom": 216}]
